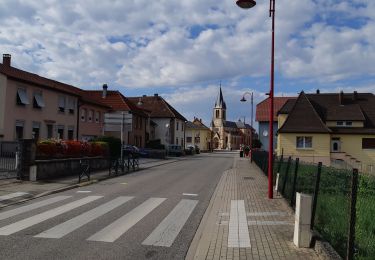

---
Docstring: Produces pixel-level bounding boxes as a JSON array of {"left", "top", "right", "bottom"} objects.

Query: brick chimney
[
  {"left": 353, "top": 91, "right": 358, "bottom": 101},
  {"left": 339, "top": 91, "right": 344, "bottom": 105},
  {"left": 3, "top": 54, "right": 11, "bottom": 67},
  {"left": 102, "top": 84, "right": 108, "bottom": 98}
]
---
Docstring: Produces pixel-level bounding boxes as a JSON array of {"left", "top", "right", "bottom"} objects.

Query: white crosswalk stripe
[
  {"left": 0, "top": 192, "right": 29, "bottom": 202},
  {"left": 87, "top": 197, "right": 166, "bottom": 243},
  {"left": 35, "top": 196, "right": 134, "bottom": 239},
  {"left": 0, "top": 196, "right": 102, "bottom": 236},
  {"left": 0, "top": 195, "right": 199, "bottom": 246},
  {"left": 142, "top": 199, "right": 198, "bottom": 247},
  {"left": 0, "top": 196, "right": 71, "bottom": 221}
]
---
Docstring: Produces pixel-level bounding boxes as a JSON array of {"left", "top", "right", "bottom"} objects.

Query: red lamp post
[{"left": 236, "top": 0, "right": 276, "bottom": 199}]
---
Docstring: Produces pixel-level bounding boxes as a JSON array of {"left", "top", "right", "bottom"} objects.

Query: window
[
  {"left": 16, "top": 88, "right": 29, "bottom": 106},
  {"left": 95, "top": 111, "right": 100, "bottom": 123},
  {"left": 57, "top": 125, "right": 64, "bottom": 139},
  {"left": 223, "top": 110, "right": 226, "bottom": 119},
  {"left": 186, "top": 137, "right": 192, "bottom": 143},
  {"left": 176, "top": 138, "right": 178, "bottom": 145},
  {"left": 88, "top": 110, "right": 93, "bottom": 122},
  {"left": 176, "top": 122, "right": 179, "bottom": 131},
  {"left": 58, "top": 96, "right": 65, "bottom": 113},
  {"left": 296, "top": 136, "right": 312, "bottom": 149},
  {"left": 67, "top": 98, "right": 75, "bottom": 114},
  {"left": 337, "top": 121, "right": 353, "bottom": 127},
  {"left": 32, "top": 122, "right": 41, "bottom": 140},
  {"left": 181, "top": 138, "right": 183, "bottom": 147},
  {"left": 362, "top": 138, "right": 375, "bottom": 149},
  {"left": 46, "top": 124, "right": 53, "bottom": 139},
  {"left": 195, "top": 132, "right": 200, "bottom": 143},
  {"left": 68, "top": 126, "right": 74, "bottom": 140},
  {"left": 33, "top": 92, "right": 45, "bottom": 109},
  {"left": 81, "top": 109, "right": 86, "bottom": 122},
  {"left": 15, "top": 120, "right": 24, "bottom": 139},
  {"left": 216, "top": 110, "right": 219, "bottom": 118}
]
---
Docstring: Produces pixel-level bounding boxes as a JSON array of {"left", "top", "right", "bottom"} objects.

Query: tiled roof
[
  {"left": 223, "top": 121, "right": 238, "bottom": 128},
  {"left": 256, "top": 97, "right": 295, "bottom": 122},
  {"left": 0, "top": 59, "right": 111, "bottom": 110},
  {"left": 0, "top": 62, "right": 81, "bottom": 96},
  {"left": 127, "top": 95, "right": 187, "bottom": 121},
  {"left": 279, "top": 92, "right": 375, "bottom": 134},
  {"left": 186, "top": 118, "right": 210, "bottom": 130},
  {"left": 279, "top": 92, "right": 331, "bottom": 133},
  {"left": 84, "top": 91, "right": 148, "bottom": 117}
]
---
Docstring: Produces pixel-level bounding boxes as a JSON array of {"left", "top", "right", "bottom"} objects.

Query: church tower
[{"left": 213, "top": 86, "right": 226, "bottom": 127}]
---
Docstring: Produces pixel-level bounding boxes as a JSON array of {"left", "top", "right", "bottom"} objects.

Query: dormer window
[{"left": 336, "top": 121, "right": 352, "bottom": 127}]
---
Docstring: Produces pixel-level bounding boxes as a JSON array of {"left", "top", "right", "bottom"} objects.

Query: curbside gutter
[{"left": 0, "top": 158, "right": 179, "bottom": 210}]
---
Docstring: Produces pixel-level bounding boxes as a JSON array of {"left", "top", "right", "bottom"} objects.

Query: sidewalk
[
  {"left": 0, "top": 157, "right": 178, "bottom": 208},
  {"left": 187, "top": 157, "right": 319, "bottom": 260}
]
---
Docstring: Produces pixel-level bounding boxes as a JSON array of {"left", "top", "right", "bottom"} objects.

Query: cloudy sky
[{"left": 1, "top": 0, "right": 374, "bottom": 129}]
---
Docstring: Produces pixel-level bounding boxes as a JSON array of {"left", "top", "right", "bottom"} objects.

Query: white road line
[
  {"left": 182, "top": 193, "right": 198, "bottom": 197},
  {"left": 87, "top": 198, "right": 166, "bottom": 243},
  {"left": 142, "top": 199, "right": 198, "bottom": 247},
  {"left": 76, "top": 191, "right": 92, "bottom": 193},
  {"left": 0, "top": 192, "right": 29, "bottom": 202},
  {"left": 0, "top": 196, "right": 102, "bottom": 236},
  {"left": 0, "top": 196, "right": 72, "bottom": 221},
  {"left": 35, "top": 196, "right": 134, "bottom": 239},
  {"left": 228, "top": 200, "right": 251, "bottom": 248}
]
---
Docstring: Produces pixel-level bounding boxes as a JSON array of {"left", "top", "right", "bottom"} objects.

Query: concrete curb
[{"left": 0, "top": 159, "right": 179, "bottom": 209}]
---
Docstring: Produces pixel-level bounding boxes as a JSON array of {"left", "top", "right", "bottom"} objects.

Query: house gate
[{"left": 0, "top": 141, "right": 19, "bottom": 179}]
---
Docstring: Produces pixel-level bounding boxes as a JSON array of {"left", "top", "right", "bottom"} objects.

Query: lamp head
[
  {"left": 236, "top": 0, "right": 256, "bottom": 9},
  {"left": 240, "top": 97, "right": 247, "bottom": 102}
]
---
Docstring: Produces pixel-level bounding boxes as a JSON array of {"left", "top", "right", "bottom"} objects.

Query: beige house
[
  {"left": 0, "top": 54, "right": 81, "bottom": 141},
  {"left": 185, "top": 118, "right": 212, "bottom": 151},
  {"left": 277, "top": 91, "right": 375, "bottom": 173}
]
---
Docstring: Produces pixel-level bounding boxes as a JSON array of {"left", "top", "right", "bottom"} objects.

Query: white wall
[{"left": 153, "top": 118, "right": 172, "bottom": 146}]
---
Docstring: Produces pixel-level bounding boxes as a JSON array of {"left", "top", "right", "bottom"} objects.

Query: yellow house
[
  {"left": 185, "top": 118, "right": 212, "bottom": 151},
  {"left": 277, "top": 91, "right": 375, "bottom": 174}
]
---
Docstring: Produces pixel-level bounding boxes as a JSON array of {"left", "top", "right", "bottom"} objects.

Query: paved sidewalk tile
[{"left": 189, "top": 157, "right": 319, "bottom": 260}]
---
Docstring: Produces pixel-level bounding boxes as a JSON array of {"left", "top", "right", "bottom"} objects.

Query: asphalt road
[{"left": 0, "top": 152, "right": 234, "bottom": 260}]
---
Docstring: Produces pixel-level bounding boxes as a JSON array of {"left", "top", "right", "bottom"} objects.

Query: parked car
[
  {"left": 167, "top": 145, "right": 183, "bottom": 157},
  {"left": 194, "top": 145, "right": 200, "bottom": 154},
  {"left": 185, "top": 145, "right": 195, "bottom": 155}
]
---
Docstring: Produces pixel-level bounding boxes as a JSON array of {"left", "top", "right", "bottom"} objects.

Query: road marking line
[
  {"left": 228, "top": 200, "right": 251, "bottom": 248},
  {"left": 0, "top": 192, "right": 29, "bottom": 202},
  {"left": 0, "top": 196, "right": 102, "bottom": 236},
  {"left": 35, "top": 196, "right": 134, "bottom": 239},
  {"left": 87, "top": 197, "right": 166, "bottom": 243},
  {"left": 0, "top": 196, "right": 72, "bottom": 221},
  {"left": 142, "top": 199, "right": 198, "bottom": 247},
  {"left": 76, "top": 191, "right": 92, "bottom": 193},
  {"left": 182, "top": 193, "right": 198, "bottom": 197}
]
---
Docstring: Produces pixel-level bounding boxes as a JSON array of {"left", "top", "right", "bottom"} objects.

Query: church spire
[{"left": 215, "top": 82, "right": 226, "bottom": 109}]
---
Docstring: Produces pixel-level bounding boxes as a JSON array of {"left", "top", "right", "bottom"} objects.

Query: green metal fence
[{"left": 252, "top": 150, "right": 375, "bottom": 260}]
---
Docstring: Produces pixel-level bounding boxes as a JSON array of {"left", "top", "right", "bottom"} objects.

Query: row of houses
[
  {"left": 0, "top": 54, "right": 203, "bottom": 149},
  {"left": 256, "top": 91, "right": 375, "bottom": 172}
]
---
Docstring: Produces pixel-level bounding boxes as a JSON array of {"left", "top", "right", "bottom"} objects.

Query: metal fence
[
  {"left": 0, "top": 141, "right": 19, "bottom": 179},
  {"left": 253, "top": 150, "right": 375, "bottom": 260}
]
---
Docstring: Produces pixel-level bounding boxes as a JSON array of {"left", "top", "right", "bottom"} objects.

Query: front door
[{"left": 331, "top": 138, "right": 341, "bottom": 152}]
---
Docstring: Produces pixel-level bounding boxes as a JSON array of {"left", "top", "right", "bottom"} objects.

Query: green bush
[
  {"left": 92, "top": 136, "right": 121, "bottom": 158},
  {"left": 145, "top": 139, "right": 165, "bottom": 150}
]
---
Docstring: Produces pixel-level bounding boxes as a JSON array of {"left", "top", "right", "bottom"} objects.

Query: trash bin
[{"left": 240, "top": 151, "right": 244, "bottom": 157}]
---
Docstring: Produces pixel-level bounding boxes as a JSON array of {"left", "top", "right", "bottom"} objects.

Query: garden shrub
[{"left": 92, "top": 136, "right": 121, "bottom": 158}]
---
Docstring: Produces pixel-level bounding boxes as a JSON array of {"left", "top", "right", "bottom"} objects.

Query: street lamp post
[
  {"left": 240, "top": 92, "right": 253, "bottom": 161},
  {"left": 236, "top": 0, "right": 275, "bottom": 199}
]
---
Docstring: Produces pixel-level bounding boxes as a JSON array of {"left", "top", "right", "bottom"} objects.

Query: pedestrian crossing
[{"left": 0, "top": 194, "right": 198, "bottom": 247}]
